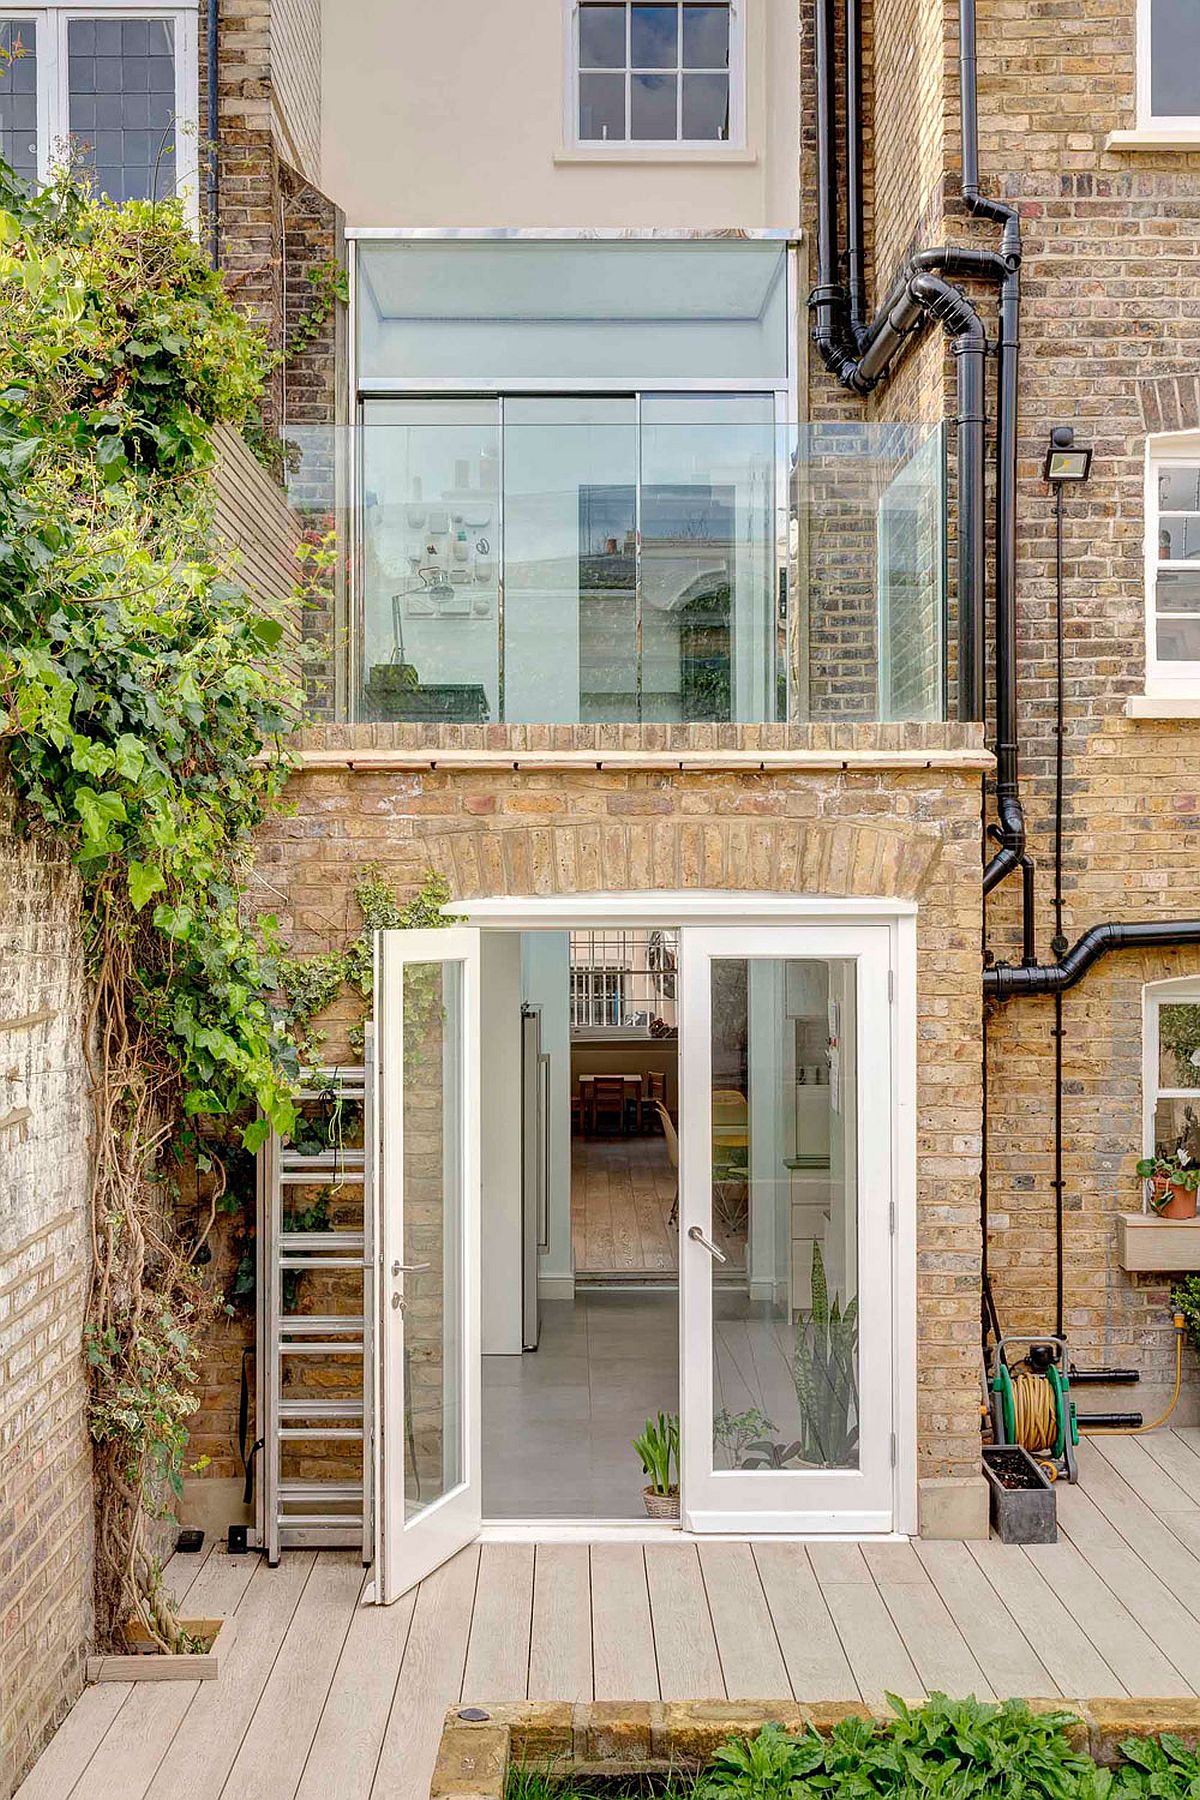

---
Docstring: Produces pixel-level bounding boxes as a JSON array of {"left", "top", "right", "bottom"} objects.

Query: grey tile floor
[{"left": 481, "top": 1290, "right": 679, "bottom": 1518}]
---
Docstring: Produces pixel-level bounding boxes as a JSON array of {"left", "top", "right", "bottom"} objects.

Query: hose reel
[{"left": 988, "top": 1334, "right": 1079, "bottom": 1482}]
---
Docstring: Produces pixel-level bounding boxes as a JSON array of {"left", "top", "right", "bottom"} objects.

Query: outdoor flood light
[{"left": 1043, "top": 425, "right": 1092, "bottom": 484}]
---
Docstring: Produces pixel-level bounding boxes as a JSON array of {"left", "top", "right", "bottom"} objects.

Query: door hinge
[
  {"left": 887, "top": 969, "right": 895, "bottom": 1003},
  {"left": 890, "top": 1432, "right": 897, "bottom": 1468},
  {"left": 889, "top": 1200, "right": 896, "bottom": 1236}
]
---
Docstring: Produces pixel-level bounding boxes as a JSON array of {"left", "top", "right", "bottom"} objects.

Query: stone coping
[
  {"left": 288, "top": 724, "right": 992, "bottom": 777},
  {"left": 431, "top": 1699, "right": 1200, "bottom": 1799}
]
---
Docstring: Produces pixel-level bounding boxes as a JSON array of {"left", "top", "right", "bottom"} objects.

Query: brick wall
[
  {"left": 202, "top": 721, "right": 992, "bottom": 1530},
  {"left": 269, "top": 0, "right": 321, "bottom": 184},
  {"left": 836, "top": 0, "right": 1200, "bottom": 1410},
  {"left": 0, "top": 784, "right": 91, "bottom": 1800}
]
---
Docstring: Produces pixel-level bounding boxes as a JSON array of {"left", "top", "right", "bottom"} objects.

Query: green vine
[{"left": 0, "top": 157, "right": 304, "bottom": 1650}]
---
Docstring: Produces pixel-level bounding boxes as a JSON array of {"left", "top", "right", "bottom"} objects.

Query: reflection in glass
[
  {"left": 710, "top": 960, "right": 861, "bottom": 1474},
  {"left": 632, "top": 6, "right": 679, "bottom": 64},
  {"left": 1151, "top": 0, "right": 1200, "bottom": 119},
  {"left": 68, "top": 17, "right": 176, "bottom": 204},
  {"left": 403, "top": 962, "right": 464, "bottom": 1520},
  {"left": 0, "top": 20, "right": 38, "bottom": 185},
  {"left": 580, "top": 3, "right": 626, "bottom": 66},
  {"left": 631, "top": 71, "right": 677, "bottom": 136},
  {"left": 360, "top": 402, "right": 500, "bottom": 724},
  {"left": 1157, "top": 615, "right": 1200, "bottom": 662},
  {"left": 684, "top": 4, "right": 730, "bottom": 65},
  {"left": 1158, "top": 464, "right": 1200, "bottom": 514},
  {"left": 1159, "top": 1002, "right": 1200, "bottom": 1090},
  {"left": 682, "top": 71, "right": 729, "bottom": 138},
  {"left": 580, "top": 71, "right": 626, "bottom": 138},
  {"left": 504, "top": 400, "right": 637, "bottom": 723}
]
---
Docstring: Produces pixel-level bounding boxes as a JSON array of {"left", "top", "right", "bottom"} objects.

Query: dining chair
[
  {"left": 654, "top": 1100, "right": 680, "bottom": 1225},
  {"left": 591, "top": 1074, "right": 629, "bottom": 1136}
]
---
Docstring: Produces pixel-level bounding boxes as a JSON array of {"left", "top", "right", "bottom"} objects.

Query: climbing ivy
[{"left": 0, "top": 157, "right": 306, "bottom": 1650}]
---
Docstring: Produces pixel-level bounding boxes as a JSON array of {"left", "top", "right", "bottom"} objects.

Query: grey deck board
[{"left": 22, "top": 1430, "right": 1200, "bottom": 1800}]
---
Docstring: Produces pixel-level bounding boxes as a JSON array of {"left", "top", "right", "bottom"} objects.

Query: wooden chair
[
  {"left": 642, "top": 1069, "right": 667, "bottom": 1131},
  {"left": 654, "top": 1101, "right": 680, "bottom": 1225},
  {"left": 591, "top": 1074, "right": 629, "bottom": 1136}
]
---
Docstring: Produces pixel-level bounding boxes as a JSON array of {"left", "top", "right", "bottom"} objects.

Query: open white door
[
  {"left": 678, "top": 922, "right": 898, "bottom": 1534},
  {"left": 373, "top": 927, "right": 481, "bottom": 1602}
]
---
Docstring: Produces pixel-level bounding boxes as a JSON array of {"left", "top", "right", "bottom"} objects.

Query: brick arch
[
  {"left": 415, "top": 817, "right": 942, "bottom": 902},
  {"left": 1137, "top": 373, "right": 1200, "bottom": 437}
]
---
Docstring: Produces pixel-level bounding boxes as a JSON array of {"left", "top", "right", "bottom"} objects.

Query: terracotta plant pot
[
  {"left": 1157, "top": 1181, "right": 1199, "bottom": 1220},
  {"left": 642, "top": 1485, "right": 680, "bottom": 1520}
]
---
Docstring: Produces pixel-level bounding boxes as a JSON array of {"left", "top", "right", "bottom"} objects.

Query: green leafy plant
[
  {"left": 713, "top": 1406, "right": 775, "bottom": 1469},
  {"left": 1159, "top": 1004, "right": 1200, "bottom": 1091},
  {"left": 1173, "top": 1276, "right": 1200, "bottom": 1360},
  {"left": 633, "top": 1411, "right": 679, "bottom": 1496},
  {"left": 1136, "top": 1155, "right": 1200, "bottom": 1209},
  {"left": 1109, "top": 1732, "right": 1200, "bottom": 1797},
  {"left": 0, "top": 154, "right": 307, "bottom": 1651},
  {"left": 789, "top": 1243, "right": 859, "bottom": 1468}
]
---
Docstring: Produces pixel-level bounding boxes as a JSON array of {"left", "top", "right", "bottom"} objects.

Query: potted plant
[
  {"left": 633, "top": 1412, "right": 679, "bottom": 1518},
  {"left": 981, "top": 1444, "right": 1057, "bottom": 1544},
  {"left": 1136, "top": 1154, "right": 1200, "bottom": 1220}
]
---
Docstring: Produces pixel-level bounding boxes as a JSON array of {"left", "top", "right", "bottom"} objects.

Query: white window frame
[
  {"left": 564, "top": 0, "right": 747, "bottom": 152},
  {"left": 1, "top": 1, "right": 199, "bottom": 225},
  {"left": 1142, "top": 977, "right": 1200, "bottom": 1199},
  {"left": 1144, "top": 431, "right": 1200, "bottom": 697},
  {"left": 1137, "top": 0, "right": 1200, "bottom": 131}
]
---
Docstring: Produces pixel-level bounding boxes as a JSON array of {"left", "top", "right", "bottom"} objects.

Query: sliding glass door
[{"left": 358, "top": 394, "right": 780, "bottom": 725}]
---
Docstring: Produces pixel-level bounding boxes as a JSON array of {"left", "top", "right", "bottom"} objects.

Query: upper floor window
[
  {"left": 1138, "top": 0, "right": 1200, "bottom": 128},
  {"left": 0, "top": 3, "right": 197, "bottom": 213},
  {"left": 1146, "top": 435, "right": 1200, "bottom": 692},
  {"left": 1143, "top": 978, "right": 1200, "bottom": 1175},
  {"left": 572, "top": 2, "right": 743, "bottom": 145}
]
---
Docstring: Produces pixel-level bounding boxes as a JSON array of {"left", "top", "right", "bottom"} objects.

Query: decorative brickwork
[{"left": 0, "top": 782, "right": 91, "bottom": 1800}]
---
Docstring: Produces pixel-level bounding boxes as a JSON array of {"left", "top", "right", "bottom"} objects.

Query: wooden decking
[{"left": 18, "top": 1431, "right": 1200, "bottom": 1800}]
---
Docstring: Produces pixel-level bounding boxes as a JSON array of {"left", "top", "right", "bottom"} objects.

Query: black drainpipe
[
  {"left": 207, "top": 0, "right": 220, "bottom": 270},
  {"left": 985, "top": 921, "right": 1200, "bottom": 1000}
]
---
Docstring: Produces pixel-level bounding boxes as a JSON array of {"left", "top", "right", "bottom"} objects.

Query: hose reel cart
[{"left": 987, "top": 1333, "right": 1079, "bottom": 1482}]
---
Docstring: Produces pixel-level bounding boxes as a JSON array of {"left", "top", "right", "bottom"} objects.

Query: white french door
[
  {"left": 678, "top": 923, "right": 897, "bottom": 1534},
  {"left": 373, "top": 927, "right": 481, "bottom": 1602}
]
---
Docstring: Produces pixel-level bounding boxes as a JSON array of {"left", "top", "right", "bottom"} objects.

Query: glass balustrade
[{"left": 280, "top": 416, "right": 947, "bottom": 727}]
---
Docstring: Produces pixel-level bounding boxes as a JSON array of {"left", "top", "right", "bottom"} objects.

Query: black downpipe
[
  {"left": 207, "top": 0, "right": 220, "bottom": 270},
  {"left": 845, "top": 0, "right": 867, "bottom": 341}
]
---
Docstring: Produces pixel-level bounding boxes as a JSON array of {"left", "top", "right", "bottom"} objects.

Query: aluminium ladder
[{"left": 256, "top": 1051, "right": 375, "bottom": 1564}]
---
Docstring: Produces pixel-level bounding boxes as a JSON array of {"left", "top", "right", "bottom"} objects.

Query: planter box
[
  {"left": 85, "top": 1618, "right": 224, "bottom": 1682},
  {"left": 1118, "top": 1211, "right": 1200, "bottom": 1272},
  {"left": 982, "top": 1446, "right": 1057, "bottom": 1544}
]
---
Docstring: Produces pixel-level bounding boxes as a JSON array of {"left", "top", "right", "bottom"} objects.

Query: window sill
[
  {"left": 1106, "top": 128, "right": 1200, "bottom": 151},
  {"left": 554, "top": 145, "right": 759, "bottom": 165},
  {"left": 1125, "top": 694, "right": 1200, "bottom": 719}
]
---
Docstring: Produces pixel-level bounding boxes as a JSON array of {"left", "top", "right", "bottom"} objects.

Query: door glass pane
[
  {"left": 710, "top": 959, "right": 860, "bottom": 1474},
  {"left": 0, "top": 20, "right": 38, "bottom": 186},
  {"left": 360, "top": 401, "right": 500, "bottom": 724},
  {"left": 68, "top": 17, "right": 176, "bottom": 204},
  {"left": 403, "top": 960, "right": 464, "bottom": 1519},
  {"left": 504, "top": 399, "right": 637, "bottom": 723},
  {"left": 640, "top": 395, "right": 777, "bottom": 723}
]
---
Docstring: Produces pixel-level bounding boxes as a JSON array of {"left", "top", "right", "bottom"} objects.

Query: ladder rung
[
  {"left": 279, "top": 1480, "right": 363, "bottom": 1502},
  {"left": 280, "top": 1172, "right": 365, "bottom": 1187},
  {"left": 279, "top": 1426, "right": 364, "bottom": 1440},
  {"left": 281, "top": 1315, "right": 365, "bottom": 1334},
  {"left": 280, "top": 1256, "right": 364, "bottom": 1271},
  {"left": 280, "top": 1231, "right": 365, "bottom": 1253},
  {"left": 278, "top": 1398, "right": 364, "bottom": 1419},
  {"left": 278, "top": 1341, "right": 364, "bottom": 1356},
  {"left": 281, "top": 1148, "right": 365, "bottom": 1167}
]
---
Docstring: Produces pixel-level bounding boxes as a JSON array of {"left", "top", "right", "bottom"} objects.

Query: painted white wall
[
  {"left": 320, "top": 0, "right": 799, "bottom": 230},
  {"left": 521, "top": 931, "right": 574, "bottom": 1299},
  {"left": 481, "top": 931, "right": 524, "bottom": 1353}
]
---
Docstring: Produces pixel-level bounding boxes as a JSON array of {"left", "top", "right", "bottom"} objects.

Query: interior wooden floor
[
  {"left": 571, "top": 1133, "right": 746, "bottom": 1275},
  {"left": 20, "top": 1431, "right": 1200, "bottom": 1800}
]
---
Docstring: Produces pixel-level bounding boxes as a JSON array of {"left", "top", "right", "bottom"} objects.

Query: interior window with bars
[
  {"left": 577, "top": 3, "right": 732, "bottom": 143},
  {"left": 570, "top": 929, "right": 679, "bottom": 1032}
]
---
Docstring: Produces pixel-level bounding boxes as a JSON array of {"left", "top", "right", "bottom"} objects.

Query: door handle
[
  {"left": 391, "top": 1260, "right": 431, "bottom": 1276},
  {"left": 687, "top": 1225, "right": 727, "bottom": 1264}
]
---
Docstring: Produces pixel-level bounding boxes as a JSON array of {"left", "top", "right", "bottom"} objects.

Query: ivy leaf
[
  {"left": 96, "top": 433, "right": 128, "bottom": 480},
  {"left": 73, "top": 786, "right": 126, "bottom": 852},
  {"left": 113, "top": 733, "right": 145, "bottom": 780},
  {"left": 152, "top": 902, "right": 194, "bottom": 940},
  {"left": 127, "top": 860, "right": 165, "bottom": 911},
  {"left": 242, "top": 1117, "right": 271, "bottom": 1154},
  {"left": 250, "top": 616, "right": 284, "bottom": 649}
]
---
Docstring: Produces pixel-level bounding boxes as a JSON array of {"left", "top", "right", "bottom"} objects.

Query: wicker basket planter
[{"left": 642, "top": 1485, "right": 680, "bottom": 1520}]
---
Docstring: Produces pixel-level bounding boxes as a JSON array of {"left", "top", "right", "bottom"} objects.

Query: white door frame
[
  {"left": 373, "top": 926, "right": 482, "bottom": 1602},
  {"left": 449, "top": 890, "right": 918, "bottom": 1540}
]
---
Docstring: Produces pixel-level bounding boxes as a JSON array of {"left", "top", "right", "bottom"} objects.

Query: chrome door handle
[
  {"left": 687, "top": 1225, "right": 727, "bottom": 1264},
  {"left": 391, "top": 1260, "right": 431, "bottom": 1276}
]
